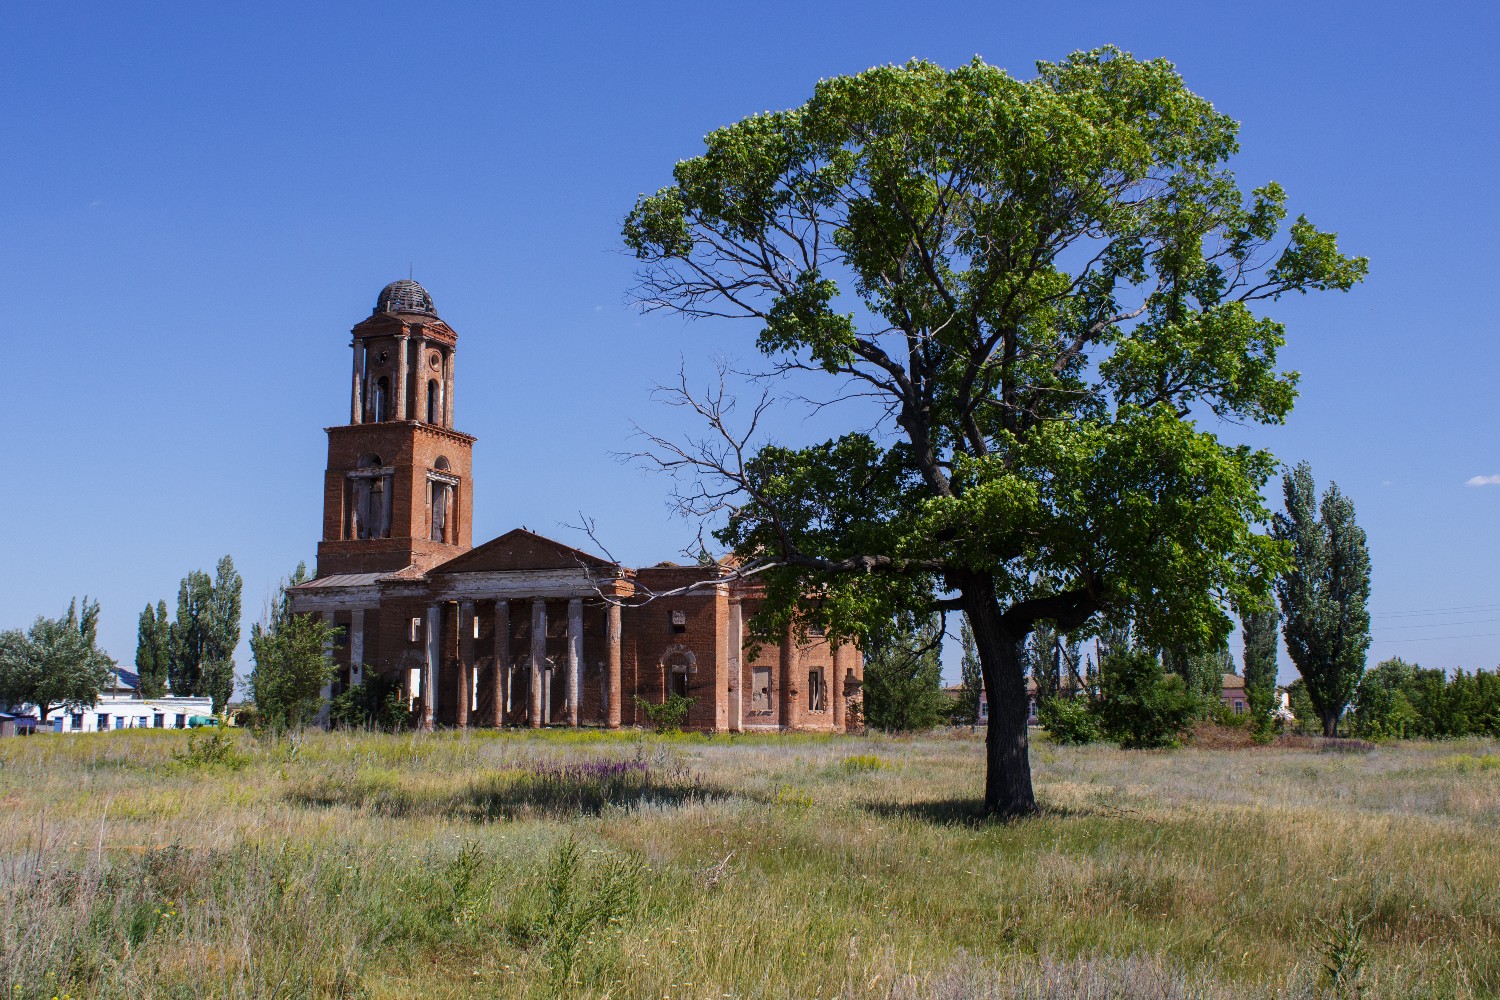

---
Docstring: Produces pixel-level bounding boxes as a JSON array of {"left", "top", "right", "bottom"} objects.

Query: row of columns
[
  {"left": 422, "top": 597, "right": 621, "bottom": 730},
  {"left": 349, "top": 333, "right": 453, "bottom": 428}
]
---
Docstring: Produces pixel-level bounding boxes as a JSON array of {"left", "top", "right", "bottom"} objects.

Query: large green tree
[
  {"left": 1273, "top": 463, "right": 1371, "bottom": 737},
  {"left": 0, "top": 598, "right": 115, "bottom": 724},
  {"left": 134, "top": 599, "right": 172, "bottom": 698},
  {"left": 248, "top": 562, "right": 335, "bottom": 729},
  {"left": 624, "top": 49, "right": 1365, "bottom": 815}
]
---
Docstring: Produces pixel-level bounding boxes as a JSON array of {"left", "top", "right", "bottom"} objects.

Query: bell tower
[{"left": 315, "top": 280, "right": 476, "bottom": 577}]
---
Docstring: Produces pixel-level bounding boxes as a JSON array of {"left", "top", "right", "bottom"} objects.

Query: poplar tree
[
  {"left": 171, "top": 570, "right": 212, "bottom": 695},
  {"left": 861, "top": 615, "right": 948, "bottom": 732},
  {"left": 1239, "top": 602, "right": 1280, "bottom": 726},
  {"left": 134, "top": 602, "right": 171, "bottom": 698},
  {"left": 249, "top": 562, "right": 335, "bottom": 729},
  {"left": 954, "top": 619, "right": 984, "bottom": 729},
  {"left": 1273, "top": 463, "right": 1371, "bottom": 737},
  {"left": 201, "top": 555, "right": 243, "bottom": 712}
]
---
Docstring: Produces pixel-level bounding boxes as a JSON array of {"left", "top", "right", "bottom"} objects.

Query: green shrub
[
  {"left": 171, "top": 722, "right": 245, "bottom": 770},
  {"left": 1209, "top": 702, "right": 1247, "bottom": 728},
  {"left": 1094, "top": 649, "right": 1198, "bottom": 749},
  {"left": 329, "top": 672, "right": 413, "bottom": 732},
  {"left": 1036, "top": 696, "right": 1102, "bottom": 745},
  {"left": 634, "top": 693, "right": 693, "bottom": 733}
]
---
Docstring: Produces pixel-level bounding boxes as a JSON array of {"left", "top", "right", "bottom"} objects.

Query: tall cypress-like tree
[
  {"left": 1274, "top": 463, "right": 1371, "bottom": 737},
  {"left": 201, "top": 555, "right": 243, "bottom": 712},
  {"left": 1239, "top": 602, "right": 1280, "bottom": 725},
  {"left": 171, "top": 570, "right": 211, "bottom": 695},
  {"left": 954, "top": 619, "right": 985, "bottom": 729},
  {"left": 134, "top": 603, "right": 169, "bottom": 698}
]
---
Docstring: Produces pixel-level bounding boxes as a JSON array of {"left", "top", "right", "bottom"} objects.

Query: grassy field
[{"left": 1, "top": 726, "right": 1497, "bottom": 999}]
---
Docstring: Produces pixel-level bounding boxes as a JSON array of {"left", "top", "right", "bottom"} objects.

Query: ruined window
[
  {"left": 669, "top": 670, "right": 689, "bottom": 698},
  {"left": 808, "top": 669, "right": 825, "bottom": 712},
  {"left": 671, "top": 610, "right": 687, "bottom": 634},
  {"left": 427, "top": 379, "right": 440, "bottom": 423},
  {"left": 434, "top": 456, "right": 450, "bottom": 471},
  {"left": 374, "top": 376, "right": 391, "bottom": 421},
  {"left": 409, "top": 617, "right": 423, "bottom": 643},
  {"left": 751, "top": 667, "right": 772, "bottom": 713}
]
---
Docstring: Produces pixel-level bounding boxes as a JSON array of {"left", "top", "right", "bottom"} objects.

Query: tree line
[{"left": 134, "top": 555, "right": 244, "bottom": 712}]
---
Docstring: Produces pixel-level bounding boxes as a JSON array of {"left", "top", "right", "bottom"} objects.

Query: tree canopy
[
  {"left": 249, "top": 562, "right": 336, "bottom": 729},
  {"left": 0, "top": 598, "right": 115, "bottom": 723},
  {"left": 625, "top": 48, "right": 1365, "bottom": 814}
]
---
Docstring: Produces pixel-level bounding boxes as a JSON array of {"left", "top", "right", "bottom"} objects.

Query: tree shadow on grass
[
  {"left": 859, "top": 797, "right": 1132, "bottom": 828},
  {"left": 288, "top": 764, "right": 733, "bottom": 822}
]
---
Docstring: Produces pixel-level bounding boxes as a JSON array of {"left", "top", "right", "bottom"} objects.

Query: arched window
[
  {"left": 374, "top": 377, "right": 390, "bottom": 421},
  {"left": 434, "top": 456, "right": 450, "bottom": 471},
  {"left": 426, "top": 379, "right": 440, "bottom": 424}
]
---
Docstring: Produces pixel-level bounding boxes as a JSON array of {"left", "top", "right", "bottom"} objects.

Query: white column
[
  {"left": 415, "top": 334, "right": 429, "bottom": 422},
  {"left": 349, "top": 609, "right": 365, "bottom": 687},
  {"left": 317, "top": 611, "right": 334, "bottom": 727},
  {"left": 443, "top": 347, "right": 455, "bottom": 428},
  {"left": 606, "top": 603, "right": 622, "bottom": 729},
  {"left": 425, "top": 604, "right": 441, "bottom": 729},
  {"left": 529, "top": 598, "right": 545, "bottom": 728},
  {"left": 566, "top": 598, "right": 583, "bottom": 727},
  {"left": 350, "top": 340, "right": 365, "bottom": 424},
  {"left": 395, "top": 333, "right": 410, "bottom": 420},
  {"left": 728, "top": 600, "right": 743, "bottom": 733}
]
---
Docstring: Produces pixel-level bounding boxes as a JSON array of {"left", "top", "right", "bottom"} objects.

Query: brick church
[{"left": 288, "top": 280, "right": 862, "bottom": 733}]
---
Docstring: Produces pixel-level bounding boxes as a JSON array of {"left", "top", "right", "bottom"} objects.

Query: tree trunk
[
  {"left": 956, "top": 572, "right": 1037, "bottom": 818},
  {"left": 1322, "top": 712, "right": 1338, "bottom": 738}
]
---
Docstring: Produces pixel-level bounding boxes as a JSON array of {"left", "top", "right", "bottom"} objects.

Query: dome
[{"left": 374, "top": 279, "right": 438, "bottom": 318}]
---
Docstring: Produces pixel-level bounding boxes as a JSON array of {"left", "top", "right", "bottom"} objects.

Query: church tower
[{"left": 315, "top": 280, "right": 475, "bottom": 577}]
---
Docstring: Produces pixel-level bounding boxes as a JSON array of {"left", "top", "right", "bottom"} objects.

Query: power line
[
  {"left": 1372, "top": 631, "right": 1500, "bottom": 644},
  {"left": 1373, "top": 603, "right": 1500, "bottom": 619},
  {"left": 1375, "top": 617, "right": 1500, "bottom": 631}
]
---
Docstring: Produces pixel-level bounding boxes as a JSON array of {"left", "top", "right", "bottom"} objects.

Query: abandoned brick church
[{"left": 288, "top": 280, "right": 862, "bottom": 733}]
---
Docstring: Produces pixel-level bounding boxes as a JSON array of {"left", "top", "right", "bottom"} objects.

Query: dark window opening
[
  {"left": 808, "top": 669, "right": 825, "bottom": 712},
  {"left": 374, "top": 376, "right": 390, "bottom": 421},
  {"left": 426, "top": 379, "right": 440, "bottom": 423},
  {"left": 431, "top": 482, "right": 450, "bottom": 542},
  {"left": 669, "top": 670, "right": 689, "bottom": 698}
]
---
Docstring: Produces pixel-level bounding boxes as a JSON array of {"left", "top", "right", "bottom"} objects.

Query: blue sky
[{"left": 3, "top": 1, "right": 1497, "bottom": 686}]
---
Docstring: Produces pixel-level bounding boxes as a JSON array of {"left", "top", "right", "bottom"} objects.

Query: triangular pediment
[{"left": 430, "top": 528, "right": 619, "bottom": 575}]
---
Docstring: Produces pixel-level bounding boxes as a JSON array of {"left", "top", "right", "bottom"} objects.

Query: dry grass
[{"left": 0, "top": 727, "right": 1497, "bottom": 998}]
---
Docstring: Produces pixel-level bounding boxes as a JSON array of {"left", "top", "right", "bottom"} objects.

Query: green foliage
[
  {"left": 1275, "top": 463, "right": 1371, "bottom": 737},
  {"left": 507, "top": 837, "right": 643, "bottom": 988},
  {"left": 329, "top": 671, "right": 413, "bottom": 732},
  {"left": 134, "top": 600, "right": 172, "bottom": 699},
  {"left": 169, "top": 555, "right": 243, "bottom": 710},
  {"left": 1036, "top": 696, "right": 1102, "bottom": 745},
  {"left": 952, "top": 619, "right": 984, "bottom": 728},
  {"left": 1318, "top": 908, "right": 1369, "bottom": 998},
  {"left": 1349, "top": 658, "right": 1419, "bottom": 740},
  {"left": 1285, "top": 678, "right": 1319, "bottom": 735},
  {"left": 1164, "top": 642, "right": 1231, "bottom": 711},
  {"left": 0, "top": 597, "right": 115, "bottom": 722},
  {"left": 860, "top": 615, "right": 948, "bottom": 732},
  {"left": 838, "top": 753, "right": 886, "bottom": 773},
  {"left": 248, "top": 563, "right": 335, "bottom": 730},
  {"left": 1239, "top": 601, "right": 1280, "bottom": 736},
  {"left": 634, "top": 693, "right": 693, "bottom": 733},
  {"left": 170, "top": 722, "right": 245, "bottom": 770},
  {"left": 624, "top": 49, "right": 1365, "bottom": 812},
  {"left": 1350, "top": 660, "right": 1500, "bottom": 740},
  {"left": 1094, "top": 649, "right": 1198, "bottom": 749}
]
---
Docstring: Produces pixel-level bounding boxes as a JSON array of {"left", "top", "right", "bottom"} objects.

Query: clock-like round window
[
  {"left": 374, "top": 350, "right": 389, "bottom": 365},
  {"left": 428, "top": 352, "right": 442, "bottom": 371}
]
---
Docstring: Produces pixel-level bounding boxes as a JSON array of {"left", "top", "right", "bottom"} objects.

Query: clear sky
[{"left": 3, "top": 1, "right": 1497, "bottom": 687}]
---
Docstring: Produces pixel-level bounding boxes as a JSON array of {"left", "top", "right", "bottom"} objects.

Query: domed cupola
[{"left": 375, "top": 279, "right": 439, "bottom": 318}]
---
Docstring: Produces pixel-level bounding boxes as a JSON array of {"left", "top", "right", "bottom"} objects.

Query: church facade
[{"left": 288, "top": 280, "right": 862, "bottom": 733}]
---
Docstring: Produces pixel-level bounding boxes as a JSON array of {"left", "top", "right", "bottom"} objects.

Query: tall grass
[{"left": 0, "top": 728, "right": 1496, "bottom": 997}]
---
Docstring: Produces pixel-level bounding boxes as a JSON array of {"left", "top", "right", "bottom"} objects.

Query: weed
[
  {"left": 839, "top": 754, "right": 886, "bottom": 773},
  {"left": 170, "top": 724, "right": 245, "bottom": 770},
  {"left": 1318, "top": 907, "right": 1369, "bottom": 997}
]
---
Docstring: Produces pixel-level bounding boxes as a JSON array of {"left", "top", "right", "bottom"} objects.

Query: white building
[{"left": 40, "top": 668, "right": 214, "bottom": 733}]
